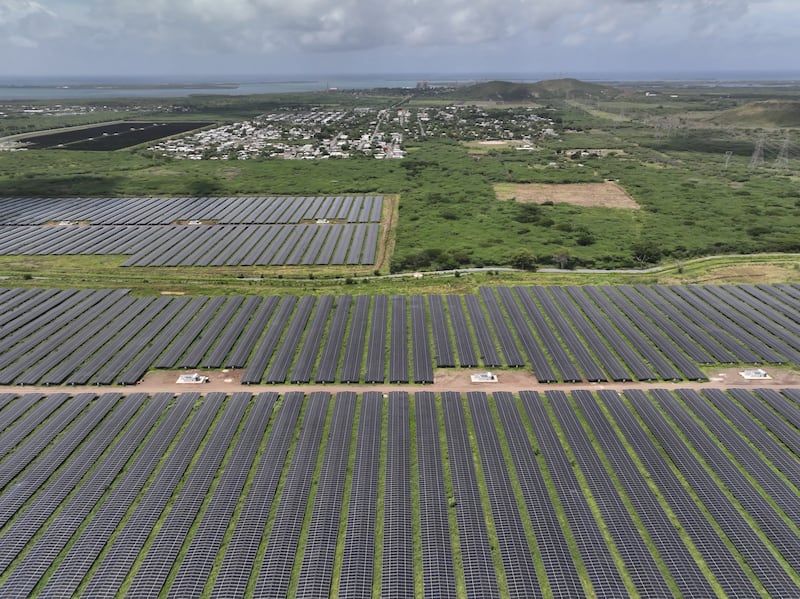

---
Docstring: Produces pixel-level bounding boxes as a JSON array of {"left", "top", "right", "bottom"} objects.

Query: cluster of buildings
[
  {"left": 148, "top": 108, "right": 405, "bottom": 160},
  {"left": 147, "top": 102, "right": 561, "bottom": 161},
  {"left": 412, "top": 105, "right": 559, "bottom": 141},
  {"left": 3, "top": 100, "right": 560, "bottom": 158}
]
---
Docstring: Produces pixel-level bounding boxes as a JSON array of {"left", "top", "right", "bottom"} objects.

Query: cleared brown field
[{"left": 495, "top": 181, "right": 640, "bottom": 209}]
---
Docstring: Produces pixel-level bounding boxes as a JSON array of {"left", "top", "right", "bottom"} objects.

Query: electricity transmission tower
[
  {"left": 723, "top": 151, "right": 733, "bottom": 170},
  {"left": 774, "top": 134, "right": 790, "bottom": 168},
  {"left": 749, "top": 133, "right": 766, "bottom": 169}
]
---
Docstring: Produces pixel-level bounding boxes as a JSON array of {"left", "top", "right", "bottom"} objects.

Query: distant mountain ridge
[{"left": 446, "top": 78, "right": 620, "bottom": 101}]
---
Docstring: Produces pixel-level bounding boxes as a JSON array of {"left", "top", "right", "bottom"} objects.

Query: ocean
[{"left": 1, "top": 71, "right": 799, "bottom": 102}]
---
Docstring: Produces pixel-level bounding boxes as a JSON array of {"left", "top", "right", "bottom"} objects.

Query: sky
[{"left": 1, "top": 0, "right": 798, "bottom": 79}]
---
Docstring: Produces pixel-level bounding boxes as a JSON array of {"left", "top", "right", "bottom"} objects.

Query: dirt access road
[{"left": 4, "top": 367, "right": 799, "bottom": 397}]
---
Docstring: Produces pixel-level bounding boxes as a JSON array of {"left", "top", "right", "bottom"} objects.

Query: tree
[
  {"left": 509, "top": 248, "right": 537, "bottom": 271},
  {"left": 630, "top": 239, "right": 663, "bottom": 267},
  {"left": 553, "top": 249, "right": 572, "bottom": 269}
]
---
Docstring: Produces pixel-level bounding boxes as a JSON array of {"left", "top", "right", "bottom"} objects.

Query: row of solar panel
[
  {"left": 1, "top": 388, "right": 797, "bottom": 597},
  {"left": 1, "top": 283, "right": 799, "bottom": 386},
  {"left": 0, "top": 223, "right": 380, "bottom": 267},
  {"left": 0, "top": 195, "right": 383, "bottom": 225}
]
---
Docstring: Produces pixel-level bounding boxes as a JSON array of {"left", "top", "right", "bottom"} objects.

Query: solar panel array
[
  {"left": 0, "top": 223, "right": 381, "bottom": 267},
  {"left": 1, "top": 388, "right": 798, "bottom": 597},
  {"left": 381, "top": 392, "right": 414, "bottom": 598},
  {"left": 0, "top": 195, "right": 384, "bottom": 225},
  {"left": 547, "top": 389, "right": 672, "bottom": 597},
  {"left": 493, "top": 391, "right": 583, "bottom": 598},
  {"left": 520, "top": 390, "right": 629, "bottom": 597},
  {"left": 415, "top": 391, "right": 458, "bottom": 597},
  {"left": 441, "top": 391, "right": 500, "bottom": 598},
  {"left": 295, "top": 391, "right": 356, "bottom": 598},
  {"left": 256, "top": 391, "right": 330, "bottom": 598},
  {"left": 0, "top": 195, "right": 383, "bottom": 266},
  {"left": 466, "top": 391, "right": 539, "bottom": 598},
  {"left": 2, "top": 283, "right": 800, "bottom": 386},
  {"left": 626, "top": 389, "right": 800, "bottom": 597},
  {"left": 339, "top": 391, "right": 382, "bottom": 598}
]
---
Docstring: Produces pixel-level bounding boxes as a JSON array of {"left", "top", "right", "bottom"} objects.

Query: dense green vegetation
[
  {"left": 0, "top": 149, "right": 406, "bottom": 197},
  {"left": 1, "top": 80, "right": 799, "bottom": 289}
]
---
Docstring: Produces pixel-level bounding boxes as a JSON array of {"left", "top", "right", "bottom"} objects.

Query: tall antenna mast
[{"left": 749, "top": 133, "right": 766, "bottom": 169}]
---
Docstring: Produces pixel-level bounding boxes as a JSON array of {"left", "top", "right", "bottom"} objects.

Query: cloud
[
  {"left": 3, "top": 0, "right": 795, "bottom": 74},
  {"left": 0, "top": 0, "right": 52, "bottom": 22},
  {"left": 12, "top": 0, "right": 768, "bottom": 53},
  {"left": 0, "top": 0, "right": 60, "bottom": 47}
]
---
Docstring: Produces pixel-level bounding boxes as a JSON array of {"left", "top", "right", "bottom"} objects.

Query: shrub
[{"left": 515, "top": 203, "right": 542, "bottom": 223}]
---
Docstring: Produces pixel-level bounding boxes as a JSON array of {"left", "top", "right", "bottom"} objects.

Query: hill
[
  {"left": 447, "top": 78, "right": 620, "bottom": 102},
  {"left": 713, "top": 99, "right": 800, "bottom": 128}
]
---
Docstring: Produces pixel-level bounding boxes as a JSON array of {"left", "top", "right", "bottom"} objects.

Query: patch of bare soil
[
  {"left": 496, "top": 182, "right": 640, "bottom": 209},
  {"left": 687, "top": 264, "right": 800, "bottom": 285}
]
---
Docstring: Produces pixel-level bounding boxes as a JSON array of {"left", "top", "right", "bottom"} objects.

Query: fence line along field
[{"left": 0, "top": 387, "right": 798, "bottom": 597}]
